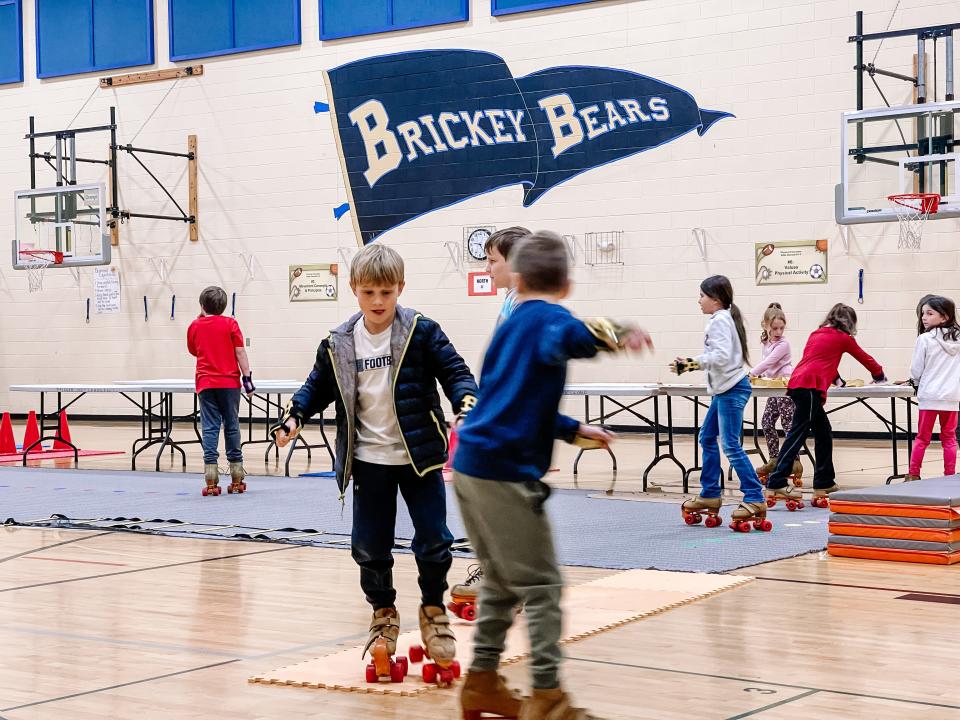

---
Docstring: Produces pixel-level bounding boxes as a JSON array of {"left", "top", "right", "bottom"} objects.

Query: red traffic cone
[
  {"left": 0, "top": 413, "right": 15, "bottom": 454},
  {"left": 444, "top": 425, "right": 459, "bottom": 471},
  {"left": 22, "top": 410, "right": 42, "bottom": 454},
  {"left": 53, "top": 410, "right": 73, "bottom": 450}
]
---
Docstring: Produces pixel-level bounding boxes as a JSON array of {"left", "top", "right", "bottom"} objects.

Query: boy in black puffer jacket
[{"left": 272, "top": 242, "right": 477, "bottom": 678}]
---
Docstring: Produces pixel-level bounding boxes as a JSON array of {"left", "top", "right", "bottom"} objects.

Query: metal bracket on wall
[
  {"left": 148, "top": 257, "right": 169, "bottom": 283},
  {"left": 337, "top": 246, "right": 357, "bottom": 272},
  {"left": 562, "top": 234, "right": 578, "bottom": 265},
  {"left": 238, "top": 253, "right": 257, "bottom": 280},
  {"left": 443, "top": 241, "right": 464, "bottom": 272},
  {"left": 691, "top": 228, "right": 708, "bottom": 259}
]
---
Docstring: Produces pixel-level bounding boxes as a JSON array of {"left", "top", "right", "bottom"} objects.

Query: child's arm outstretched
[
  {"left": 270, "top": 342, "right": 337, "bottom": 446},
  {"left": 845, "top": 335, "right": 887, "bottom": 383},
  {"left": 423, "top": 320, "right": 479, "bottom": 422},
  {"left": 750, "top": 341, "right": 789, "bottom": 377}
]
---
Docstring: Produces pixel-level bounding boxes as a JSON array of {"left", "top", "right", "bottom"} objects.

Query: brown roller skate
[
  {"left": 518, "top": 688, "right": 601, "bottom": 720},
  {"left": 729, "top": 501, "right": 773, "bottom": 533},
  {"left": 409, "top": 605, "right": 460, "bottom": 686},
  {"left": 765, "top": 483, "right": 804, "bottom": 512},
  {"left": 790, "top": 459, "right": 804, "bottom": 487},
  {"left": 811, "top": 483, "right": 840, "bottom": 509},
  {"left": 681, "top": 496, "right": 723, "bottom": 528},
  {"left": 201, "top": 463, "right": 221, "bottom": 496},
  {"left": 227, "top": 462, "right": 247, "bottom": 494},
  {"left": 449, "top": 564, "right": 482, "bottom": 622},
  {"left": 756, "top": 456, "right": 777, "bottom": 486},
  {"left": 363, "top": 607, "right": 407, "bottom": 683},
  {"left": 460, "top": 670, "right": 524, "bottom": 720}
]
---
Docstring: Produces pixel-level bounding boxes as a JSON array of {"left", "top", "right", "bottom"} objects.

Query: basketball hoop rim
[
  {"left": 18, "top": 249, "right": 64, "bottom": 265},
  {"left": 888, "top": 193, "right": 941, "bottom": 214}
]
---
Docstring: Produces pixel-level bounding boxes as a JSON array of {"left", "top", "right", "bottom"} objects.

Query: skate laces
[{"left": 464, "top": 564, "right": 483, "bottom": 585}]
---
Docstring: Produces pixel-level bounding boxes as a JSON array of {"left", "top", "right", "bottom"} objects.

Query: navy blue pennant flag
[{"left": 324, "top": 50, "right": 732, "bottom": 244}]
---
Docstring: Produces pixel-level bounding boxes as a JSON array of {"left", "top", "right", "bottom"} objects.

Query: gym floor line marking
[
  {"left": 0, "top": 545, "right": 300, "bottom": 594},
  {"left": 725, "top": 689, "right": 821, "bottom": 719},
  {"left": 565, "top": 656, "right": 960, "bottom": 710},
  {"left": 0, "top": 531, "right": 115, "bottom": 565},
  {"left": 895, "top": 592, "right": 960, "bottom": 605},
  {"left": 0, "top": 659, "right": 240, "bottom": 712},
  {"left": 22, "top": 556, "right": 128, "bottom": 566},
  {"left": 754, "top": 576, "right": 960, "bottom": 598}
]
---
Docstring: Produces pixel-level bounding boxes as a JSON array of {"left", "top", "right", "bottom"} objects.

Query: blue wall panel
[
  {"left": 492, "top": 0, "right": 601, "bottom": 16},
  {"left": 320, "top": 0, "right": 467, "bottom": 40},
  {"left": 0, "top": 0, "right": 23, "bottom": 84},
  {"left": 170, "top": 0, "right": 300, "bottom": 61},
  {"left": 36, "top": 0, "right": 153, "bottom": 78}
]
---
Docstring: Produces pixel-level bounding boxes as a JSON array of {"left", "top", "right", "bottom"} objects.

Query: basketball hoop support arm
[{"left": 26, "top": 107, "right": 199, "bottom": 245}]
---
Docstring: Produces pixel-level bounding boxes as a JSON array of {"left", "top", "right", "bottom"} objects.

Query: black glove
[{"left": 242, "top": 374, "right": 256, "bottom": 394}]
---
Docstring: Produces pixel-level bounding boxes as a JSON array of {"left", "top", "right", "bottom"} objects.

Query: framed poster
[
  {"left": 755, "top": 240, "right": 828, "bottom": 286},
  {"left": 289, "top": 263, "right": 338, "bottom": 302}
]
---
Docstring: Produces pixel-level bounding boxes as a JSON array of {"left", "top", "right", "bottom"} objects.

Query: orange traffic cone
[
  {"left": 22, "top": 410, "right": 42, "bottom": 454},
  {"left": 0, "top": 413, "right": 15, "bottom": 454},
  {"left": 53, "top": 411, "right": 73, "bottom": 450}
]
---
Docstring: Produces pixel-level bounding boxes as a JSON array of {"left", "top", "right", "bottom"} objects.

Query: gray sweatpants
[{"left": 453, "top": 471, "right": 563, "bottom": 689}]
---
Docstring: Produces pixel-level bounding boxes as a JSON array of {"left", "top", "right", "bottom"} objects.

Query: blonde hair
[
  {"left": 760, "top": 302, "right": 786, "bottom": 343},
  {"left": 350, "top": 243, "right": 405, "bottom": 287}
]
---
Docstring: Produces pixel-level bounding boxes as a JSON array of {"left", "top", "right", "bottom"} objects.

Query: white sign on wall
[
  {"left": 755, "top": 240, "right": 828, "bottom": 286},
  {"left": 93, "top": 266, "right": 121, "bottom": 314},
  {"left": 289, "top": 263, "right": 339, "bottom": 302}
]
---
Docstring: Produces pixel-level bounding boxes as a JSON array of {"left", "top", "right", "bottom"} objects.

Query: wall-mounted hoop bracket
[
  {"left": 337, "top": 246, "right": 357, "bottom": 273},
  {"left": 148, "top": 257, "right": 169, "bottom": 283},
  {"left": 238, "top": 252, "right": 257, "bottom": 280},
  {"left": 691, "top": 228, "right": 708, "bottom": 259},
  {"left": 443, "top": 241, "right": 464, "bottom": 272}
]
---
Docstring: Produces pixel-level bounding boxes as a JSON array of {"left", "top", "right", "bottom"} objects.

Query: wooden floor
[{"left": 1, "top": 421, "right": 958, "bottom": 718}]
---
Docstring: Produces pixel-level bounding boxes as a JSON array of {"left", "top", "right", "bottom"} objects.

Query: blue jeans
[
  {"left": 699, "top": 376, "right": 764, "bottom": 503},
  {"left": 351, "top": 459, "right": 453, "bottom": 610},
  {"left": 198, "top": 388, "right": 242, "bottom": 465}
]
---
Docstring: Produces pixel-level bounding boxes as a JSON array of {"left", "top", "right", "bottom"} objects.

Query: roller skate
[
  {"left": 765, "top": 483, "right": 804, "bottom": 512},
  {"left": 227, "top": 462, "right": 247, "bottom": 494},
  {"left": 729, "top": 501, "right": 772, "bottom": 533},
  {"left": 363, "top": 607, "right": 408, "bottom": 683},
  {"left": 409, "top": 605, "right": 461, "bottom": 686},
  {"left": 811, "top": 483, "right": 840, "bottom": 509},
  {"left": 681, "top": 496, "right": 723, "bottom": 528},
  {"left": 755, "top": 456, "right": 777, "bottom": 486},
  {"left": 518, "top": 688, "right": 600, "bottom": 720},
  {"left": 448, "top": 564, "right": 482, "bottom": 622},
  {"left": 904, "top": 474, "right": 921, "bottom": 482},
  {"left": 460, "top": 670, "right": 524, "bottom": 720},
  {"left": 201, "top": 463, "right": 221, "bottom": 496},
  {"left": 790, "top": 459, "right": 804, "bottom": 487}
]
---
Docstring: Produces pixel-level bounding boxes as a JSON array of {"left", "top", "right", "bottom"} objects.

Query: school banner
[{"left": 324, "top": 50, "right": 733, "bottom": 243}]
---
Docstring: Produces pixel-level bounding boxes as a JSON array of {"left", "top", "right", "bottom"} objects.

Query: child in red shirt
[
  {"left": 187, "top": 286, "right": 255, "bottom": 496},
  {"left": 766, "top": 304, "right": 886, "bottom": 506}
]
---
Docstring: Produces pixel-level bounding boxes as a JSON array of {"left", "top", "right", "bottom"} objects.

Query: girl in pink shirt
[{"left": 749, "top": 303, "right": 800, "bottom": 484}]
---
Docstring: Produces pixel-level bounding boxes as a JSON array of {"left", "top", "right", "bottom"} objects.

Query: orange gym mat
[
  {"left": 827, "top": 543, "right": 960, "bottom": 565},
  {"left": 828, "top": 522, "right": 960, "bottom": 543},
  {"left": 249, "top": 569, "right": 752, "bottom": 696}
]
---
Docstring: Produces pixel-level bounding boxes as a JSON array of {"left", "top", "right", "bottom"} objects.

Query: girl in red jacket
[{"left": 765, "top": 304, "right": 886, "bottom": 507}]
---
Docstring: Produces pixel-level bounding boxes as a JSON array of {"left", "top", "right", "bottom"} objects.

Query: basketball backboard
[
  {"left": 836, "top": 100, "right": 960, "bottom": 225},
  {"left": 12, "top": 184, "right": 112, "bottom": 269}
]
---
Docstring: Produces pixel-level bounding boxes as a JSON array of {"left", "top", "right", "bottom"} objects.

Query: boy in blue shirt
[
  {"left": 454, "top": 231, "right": 652, "bottom": 720},
  {"left": 485, "top": 225, "right": 529, "bottom": 326}
]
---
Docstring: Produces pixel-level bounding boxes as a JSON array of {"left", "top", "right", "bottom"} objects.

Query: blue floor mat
[{"left": 0, "top": 467, "right": 828, "bottom": 572}]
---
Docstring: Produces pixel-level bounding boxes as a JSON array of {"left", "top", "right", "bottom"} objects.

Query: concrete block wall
[{"left": 0, "top": 0, "right": 957, "bottom": 431}]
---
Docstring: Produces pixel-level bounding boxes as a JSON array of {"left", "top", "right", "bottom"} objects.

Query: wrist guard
[
  {"left": 584, "top": 318, "right": 635, "bottom": 352},
  {"left": 456, "top": 394, "right": 478, "bottom": 423},
  {"left": 572, "top": 433, "right": 605, "bottom": 449},
  {"left": 872, "top": 373, "right": 888, "bottom": 384},
  {"left": 670, "top": 357, "right": 701, "bottom": 375},
  {"left": 242, "top": 374, "right": 256, "bottom": 394}
]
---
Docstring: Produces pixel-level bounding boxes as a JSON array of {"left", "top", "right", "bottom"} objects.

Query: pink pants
[{"left": 909, "top": 409, "right": 959, "bottom": 476}]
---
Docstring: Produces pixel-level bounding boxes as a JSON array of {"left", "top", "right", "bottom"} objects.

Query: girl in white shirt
[
  {"left": 671, "top": 275, "right": 769, "bottom": 532},
  {"left": 907, "top": 295, "right": 960, "bottom": 480}
]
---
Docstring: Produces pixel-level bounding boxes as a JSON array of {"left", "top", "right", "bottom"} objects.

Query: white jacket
[
  {"left": 696, "top": 309, "right": 747, "bottom": 395},
  {"left": 910, "top": 328, "right": 960, "bottom": 411}
]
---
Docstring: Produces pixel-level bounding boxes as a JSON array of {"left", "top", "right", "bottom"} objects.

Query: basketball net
[
  {"left": 23, "top": 257, "right": 50, "bottom": 292},
  {"left": 889, "top": 193, "right": 940, "bottom": 251}
]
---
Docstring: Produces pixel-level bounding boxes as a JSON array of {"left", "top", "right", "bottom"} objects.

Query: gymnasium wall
[{"left": 0, "top": 0, "right": 957, "bottom": 432}]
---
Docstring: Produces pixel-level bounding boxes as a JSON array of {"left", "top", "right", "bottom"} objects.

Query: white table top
[
  {"left": 564, "top": 383, "right": 660, "bottom": 397},
  {"left": 10, "top": 380, "right": 305, "bottom": 394},
  {"left": 657, "top": 382, "right": 915, "bottom": 399}
]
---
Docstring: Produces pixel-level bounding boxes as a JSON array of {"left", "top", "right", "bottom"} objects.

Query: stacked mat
[{"left": 828, "top": 477, "right": 960, "bottom": 565}]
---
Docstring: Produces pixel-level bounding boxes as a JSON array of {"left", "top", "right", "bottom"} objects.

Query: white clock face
[{"left": 467, "top": 229, "right": 490, "bottom": 260}]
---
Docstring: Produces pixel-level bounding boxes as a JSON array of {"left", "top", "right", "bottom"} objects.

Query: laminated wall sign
[
  {"left": 289, "top": 264, "right": 338, "bottom": 302},
  {"left": 755, "top": 240, "right": 828, "bottom": 286}
]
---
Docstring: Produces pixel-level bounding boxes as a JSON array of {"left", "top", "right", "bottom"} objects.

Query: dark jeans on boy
[
  {"left": 767, "top": 388, "right": 835, "bottom": 490},
  {"left": 351, "top": 459, "right": 453, "bottom": 609},
  {"left": 198, "top": 388, "right": 242, "bottom": 465}
]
